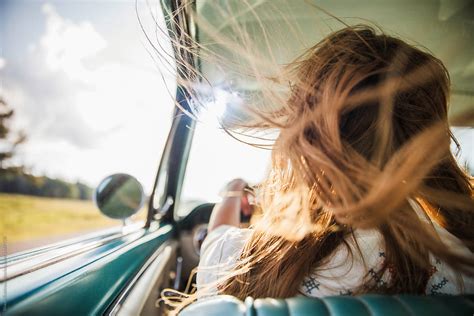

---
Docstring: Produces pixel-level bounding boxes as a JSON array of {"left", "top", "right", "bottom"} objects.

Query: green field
[{"left": 0, "top": 193, "right": 146, "bottom": 245}]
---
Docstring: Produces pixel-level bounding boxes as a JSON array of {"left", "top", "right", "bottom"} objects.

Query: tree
[
  {"left": 0, "top": 98, "right": 94, "bottom": 200},
  {"left": 0, "top": 97, "right": 26, "bottom": 170}
]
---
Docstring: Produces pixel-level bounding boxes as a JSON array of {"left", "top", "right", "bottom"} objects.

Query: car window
[
  {"left": 0, "top": 0, "right": 175, "bottom": 254},
  {"left": 452, "top": 127, "right": 474, "bottom": 175}
]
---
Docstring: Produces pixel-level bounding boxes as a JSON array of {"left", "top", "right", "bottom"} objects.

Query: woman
[{"left": 194, "top": 25, "right": 474, "bottom": 300}]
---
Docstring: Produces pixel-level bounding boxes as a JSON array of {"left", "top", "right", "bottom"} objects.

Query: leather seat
[{"left": 180, "top": 294, "right": 474, "bottom": 316}]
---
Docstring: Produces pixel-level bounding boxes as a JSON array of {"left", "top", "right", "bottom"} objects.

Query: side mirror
[{"left": 94, "top": 173, "right": 144, "bottom": 220}]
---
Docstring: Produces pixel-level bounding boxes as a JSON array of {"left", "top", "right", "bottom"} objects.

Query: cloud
[
  {"left": 2, "top": 1, "right": 177, "bottom": 188},
  {"left": 40, "top": 3, "right": 107, "bottom": 81},
  {"left": 2, "top": 3, "right": 111, "bottom": 149}
]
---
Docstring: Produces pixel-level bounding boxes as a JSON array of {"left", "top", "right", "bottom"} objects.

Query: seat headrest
[{"left": 180, "top": 294, "right": 474, "bottom": 316}]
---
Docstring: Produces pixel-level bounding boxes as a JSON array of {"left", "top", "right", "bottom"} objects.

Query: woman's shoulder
[
  {"left": 301, "top": 229, "right": 387, "bottom": 297},
  {"left": 302, "top": 227, "right": 474, "bottom": 296},
  {"left": 200, "top": 225, "right": 251, "bottom": 259},
  {"left": 197, "top": 225, "right": 251, "bottom": 292}
]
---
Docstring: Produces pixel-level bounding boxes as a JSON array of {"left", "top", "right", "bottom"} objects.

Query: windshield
[
  {"left": 180, "top": 114, "right": 271, "bottom": 208},
  {"left": 195, "top": 0, "right": 473, "bottom": 116}
]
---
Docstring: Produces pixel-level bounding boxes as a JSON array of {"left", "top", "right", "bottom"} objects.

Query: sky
[{"left": 1, "top": 0, "right": 177, "bottom": 193}]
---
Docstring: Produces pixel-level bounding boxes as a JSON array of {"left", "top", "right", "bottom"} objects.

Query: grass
[{"left": 0, "top": 193, "right": 147, "bottom": 244}]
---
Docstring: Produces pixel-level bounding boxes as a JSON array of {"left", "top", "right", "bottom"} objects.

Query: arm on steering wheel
[{"left": 207, "top": 179, "right": 253, "bottom": 232}]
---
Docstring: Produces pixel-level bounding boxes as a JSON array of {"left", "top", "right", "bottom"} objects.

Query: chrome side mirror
[{"left": 94, "top": 173, "right": 144, "bottom": 221}]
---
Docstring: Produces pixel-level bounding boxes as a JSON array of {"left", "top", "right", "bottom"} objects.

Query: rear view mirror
[{"left": 94, "top": 173, "right": 144, "bottom": 220}]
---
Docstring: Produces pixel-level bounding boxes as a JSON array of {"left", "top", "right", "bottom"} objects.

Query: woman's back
[{"left": 198, "top": 219, "right": 474, "bottom": 297}]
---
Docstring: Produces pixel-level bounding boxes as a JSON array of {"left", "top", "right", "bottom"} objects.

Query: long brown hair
[
  {"left": 218, "top": 26, "right": 474, "bottom": 299},
  {"left": 155, "top": 2, "right": 474, "bottom": 311}
]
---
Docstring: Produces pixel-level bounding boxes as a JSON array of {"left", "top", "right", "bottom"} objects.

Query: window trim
[{"left": 147, "top": 0, "right": 198, "bottom": 226}]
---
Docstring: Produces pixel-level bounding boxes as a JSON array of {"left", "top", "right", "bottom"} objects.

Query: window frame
[{"left": 147, "top": 0, "right": 198, "bottom": 226}]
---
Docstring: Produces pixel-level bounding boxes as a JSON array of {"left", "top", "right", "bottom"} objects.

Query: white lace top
[{"left": 197, "top": 222, "right": 474, "bottom": 296}]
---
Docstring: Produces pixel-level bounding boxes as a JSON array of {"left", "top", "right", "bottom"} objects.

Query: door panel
[
  {"left": 1, "top": 223, "right": 174, "bottom": 315},
  {"left": 112, "top": 241, "right": 178, "bottom": 316}
]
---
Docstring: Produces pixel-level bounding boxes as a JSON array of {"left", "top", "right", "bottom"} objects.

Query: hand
[
  {"left": 222, "top": 179, "right": 253, "bottom": 217},
  {"left": 225, "top": 178, "right": 247, "bottom": 192},
  {"left": 208, "top": 178, "right": 253, "bottom": 232}
]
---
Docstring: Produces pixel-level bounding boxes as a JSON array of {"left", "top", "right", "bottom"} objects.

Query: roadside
[
  {"left": 0, "top": 193, "right": 146, "bottom": 255},
  {"left": 3, "top": 228, "right": 113, "bottom": 255}
]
